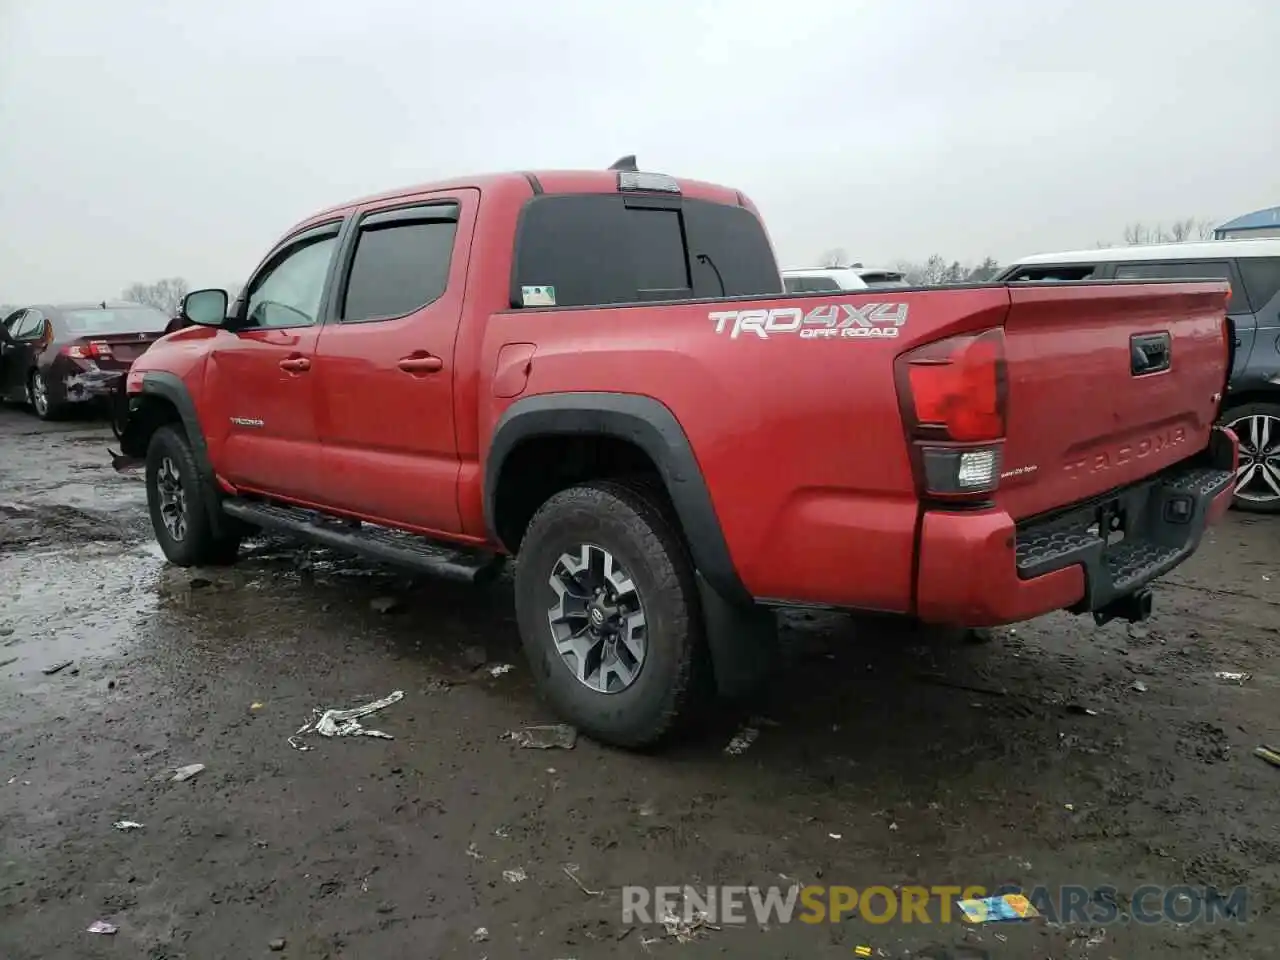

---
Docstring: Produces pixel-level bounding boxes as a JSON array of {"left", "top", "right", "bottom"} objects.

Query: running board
[{"left": 221, "top": 499, "right": 502, "bottom": 585}]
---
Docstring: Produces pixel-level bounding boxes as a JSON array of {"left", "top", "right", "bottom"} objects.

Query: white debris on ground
[
  {"left": 1214, "top": 671, "right": 1252, "bottom": 684},
  {"left": 661, "top": 907, "right": 719, "bottom": 943},
  {"left": 488, "top": 663, "right": 515, "bottom": 677},
  {"left": 170, "top": 764, "right": 205, "bottom": 782},
  {"left": 289, "top": 690, "right": 404, "bottom": 750},
  {"left": 724, "top": 724, "right": 759, "bottom": 756},
  {"left": 502, "top": 724, "right": 577, "bottom": 749},
  {"left": 112, "top": 820, "right": 144, "bottom": 831},
  {"left": 502, "top": 867, "right": 527, "bottom": 883},
  {"left": 86, "top": 920, "right": 117, "bottom": 935}
]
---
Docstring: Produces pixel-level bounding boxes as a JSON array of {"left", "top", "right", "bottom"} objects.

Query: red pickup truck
[{"left": 113, "top": 159, "right": 1238, "bottom": 747}]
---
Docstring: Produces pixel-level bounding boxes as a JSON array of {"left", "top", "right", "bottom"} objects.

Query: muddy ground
[{"left": 1, "top": 405, "right": 1278, "bottom": 960}]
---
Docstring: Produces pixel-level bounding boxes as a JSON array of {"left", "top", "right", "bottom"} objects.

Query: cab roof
[
  {"left": 1011, "top": 237, "right": 1280, "bottom": 266},
  {"left": 303, "top": 169, "right": 746, "bottom": 225}
]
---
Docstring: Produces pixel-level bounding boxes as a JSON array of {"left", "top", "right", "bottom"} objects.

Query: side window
[
  {"left": 1114, "top": 260, "right": 1232, "bottom": 280},
  {"left": 14, "top": 311, "right": 44, "bottom": 340},
  {"left": 341, "top": 205, "right": 459, "bottom": 323},
  {"left": 244, "top": 232, "right": 339, "bottom": 329},
  {"left": 1006, "top": 265, "right": 1098, "bottom": 282},
  {"left": 1113, "top": 261, "right": 1234, "bottom": 308},
  {"left": 1238, "top": 258, "right": 1280, "bottom": 313},
  {"left": 4, "top": 310, "right": 29, "bottom": 336},
  {"left": 800, "top": 276, "right": 842, "bottom": 292}
]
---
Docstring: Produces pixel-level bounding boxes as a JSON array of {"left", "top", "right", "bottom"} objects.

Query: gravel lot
[{"left": 1, "top": 405, "right": 1278, "bottom": 959}]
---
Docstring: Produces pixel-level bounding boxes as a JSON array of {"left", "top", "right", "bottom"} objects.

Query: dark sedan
[{"left": 0, "top": 301, "right": 172, "bottom": 420}]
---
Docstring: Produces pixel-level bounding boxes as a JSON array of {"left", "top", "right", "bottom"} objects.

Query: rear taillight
[
  {"left": 896, "top": 327, "right": 1008, "bottom": 499},
  {"left": 62, "top": 340, "right": 114, "bottom": 360}
]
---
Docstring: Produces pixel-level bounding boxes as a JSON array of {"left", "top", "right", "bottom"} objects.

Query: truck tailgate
[{"left": 997, "top": 281, "right": 1230, "bottom": 521}]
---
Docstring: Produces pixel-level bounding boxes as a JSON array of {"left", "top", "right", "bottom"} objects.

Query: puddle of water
[
  {"left": 0, "top": 542, "right": 164, "bottom": 685},
  {"left": 42, "top": 478, "right": 146, "bottom": 512}
]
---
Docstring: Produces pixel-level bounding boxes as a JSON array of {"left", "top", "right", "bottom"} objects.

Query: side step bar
[{"left": 222, "top": 499, "right": 503, "bottom": 585}]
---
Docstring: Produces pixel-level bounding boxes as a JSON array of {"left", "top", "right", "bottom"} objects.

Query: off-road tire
[
  {"left": 145, "top": 425, "right": 241, "bottom": 566},
  {"left": 1220, "top": 401, "right": 1280, "bottom": 514},
  {"left": 514, "top": 480, "right": 705, "bottom": 749}
]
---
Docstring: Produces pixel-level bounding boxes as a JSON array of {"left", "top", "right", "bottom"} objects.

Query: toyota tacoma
[{"left": 112, "top": 158, "right": 1238, "bottom": 748}]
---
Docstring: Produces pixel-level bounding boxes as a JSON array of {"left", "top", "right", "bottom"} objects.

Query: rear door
[
  {"left": 997, "top": 280, "right": 1230, "bottom": 521},
  {"left": 1112, "top": 259, "right": 1251, "bottom": 379},
  {"left": 201, "top": 221, "right": 340, "bottom": 500},
  {"left": 313, "top": 190, "right": 477, "bottom": 535}
]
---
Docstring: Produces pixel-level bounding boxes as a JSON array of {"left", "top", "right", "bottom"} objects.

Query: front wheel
[
  {"left": 145, "top": 425, "right": 241, "bottom": 565},
  {"left": 514, "top": 480, "right": 706, "bottom": 749},
  {"left": 1222, "top": 402, "right": 1280, "bottom": 514}
]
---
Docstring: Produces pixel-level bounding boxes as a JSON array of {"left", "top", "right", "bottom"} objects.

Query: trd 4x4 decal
[{"left": 709, "top": 303, "right": 909, "bottom": 340}]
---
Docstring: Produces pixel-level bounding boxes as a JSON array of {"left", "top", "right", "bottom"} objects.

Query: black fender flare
[
  {"left": 484, "top": 392, "right": 750, "bottom": 606},
  {"left": 132, "top": 372, "right": 229, "bottom": 537}
]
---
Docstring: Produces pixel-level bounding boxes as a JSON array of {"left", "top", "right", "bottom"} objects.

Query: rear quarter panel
[{"left": 479, "top": 288, "right": 1011, "bottom": 610}]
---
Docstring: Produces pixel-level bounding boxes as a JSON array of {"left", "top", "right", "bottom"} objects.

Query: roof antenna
[{"left": 608, "top": 155, "right": 638, "bottom": 172}]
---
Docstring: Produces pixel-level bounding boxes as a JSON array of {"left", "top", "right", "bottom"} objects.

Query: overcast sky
[{"left": 1, "top": 0, "right": 1277, "bottom": 302}]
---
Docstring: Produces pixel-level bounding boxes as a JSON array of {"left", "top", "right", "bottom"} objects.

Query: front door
[
  {"left": 313, "top": 190, "right": 478, "bottom": 535},
  {"left": 0, "top": 310, "right": 32, "bottom": 401},
  {"left": 202, "top": 222, "right": 341, "bottom": 501}
]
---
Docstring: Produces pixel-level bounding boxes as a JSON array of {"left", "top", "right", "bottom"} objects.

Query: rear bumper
[
  {"left": 63, "top": 366, "right": 125, "bottom": 401},
  {"left": 915, "top": 427, "right": 1238, "bottom": 627}
]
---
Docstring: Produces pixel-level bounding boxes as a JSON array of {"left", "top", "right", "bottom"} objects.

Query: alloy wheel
[
  {"left": 28, "top": 373, "right": 48, "bottom": 417},
  {"left": 547, "top": 543, "right": 648, "bottom": 693},
  {"left": 1229, "top": 413, "right": 1280, "bottom": 503},
  {"left": 155, "top": 456, "right": 188, "bottom": 541}
]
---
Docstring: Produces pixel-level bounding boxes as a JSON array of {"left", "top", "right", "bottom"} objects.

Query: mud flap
[{"left": 697, "top": 571, "right": 778, "bottom": 700}]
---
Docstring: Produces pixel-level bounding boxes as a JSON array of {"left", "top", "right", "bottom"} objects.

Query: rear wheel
[
  {"left": 145, "top": 425, "right": 241, "bottom": 565},
  {"left": 514, "top": 480, "right": 705, "bottom": 749},
  {"left": 27, "top": 370, "right": 61, "bottom": 421},
  {"left": 1222, "top": 402, "right": 1280, "bottom": 513}
]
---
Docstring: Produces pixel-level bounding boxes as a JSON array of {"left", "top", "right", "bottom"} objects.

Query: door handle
[
  {"left": 398, "top": 354, "right": 443, "bottom": 374},
  {"left": 279, "top": 357, "right": 311, "bottom": 372}
]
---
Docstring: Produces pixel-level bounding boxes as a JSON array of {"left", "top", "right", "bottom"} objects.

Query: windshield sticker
[
  {"left": 521, "top": 285, "right": 557, "bottom": 308},
  {"left": 710, "top": 302, "right": 909, "bottom": 340}
]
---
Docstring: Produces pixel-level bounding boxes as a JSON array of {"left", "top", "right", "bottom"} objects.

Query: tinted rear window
[
  {"left": 1238, "top": 257, "right": 1280, "bottom": 311},
  {"left": 512, "top": 194, "right": 780, "bottom": 308},
  {"left": 61, "top": 306, "right": 170, "bottom": 334}
]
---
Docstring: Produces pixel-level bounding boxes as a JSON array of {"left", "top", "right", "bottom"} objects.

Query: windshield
[{"left": 61, "top": 306, "right": 171, "bottom": 335}]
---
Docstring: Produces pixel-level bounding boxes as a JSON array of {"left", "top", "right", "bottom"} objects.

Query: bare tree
[
  {"left": 966, "top": 257, "right": 1002, "bottom": 282},
  {"left": 1121, "top": 218, "right": 1219, "bottom": 246},
  {"left": 820, "top": 248, "right": 849, "bottom": 268},
  {"left": 121, "top": 277, "right": 189, "bottom": 315}
]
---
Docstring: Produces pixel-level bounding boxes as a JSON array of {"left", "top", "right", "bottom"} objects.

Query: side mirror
[{"left": 182, "top": 289, "right": 230, "bottom": 328}]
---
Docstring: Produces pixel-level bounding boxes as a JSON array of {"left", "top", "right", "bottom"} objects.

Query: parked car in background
[
  {"left": 851, "top": 266, "right": 910, "bottom": 287},
  {"left": 998, "top": 239, "right": 1280, "bottom": 512},
  {"left": 0, "top": 301, "right": 172, "bottom": 420},
  {"left": 781, "top": 267, "right": 869, "bottom": 292}
]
